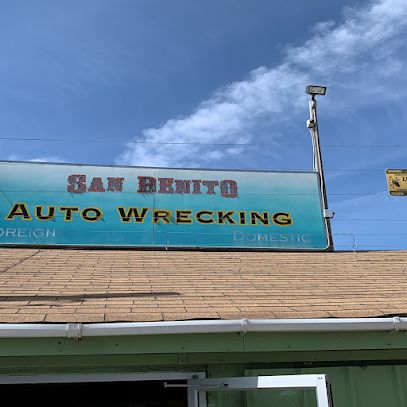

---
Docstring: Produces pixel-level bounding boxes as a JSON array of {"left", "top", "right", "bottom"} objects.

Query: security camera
[{"left": 306, "top": 119, "right": 316, "bottom": 128}]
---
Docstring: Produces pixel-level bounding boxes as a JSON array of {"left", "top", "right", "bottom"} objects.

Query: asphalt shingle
[{"left": 0, "top": 248, "right": 405, "bottom": 323}]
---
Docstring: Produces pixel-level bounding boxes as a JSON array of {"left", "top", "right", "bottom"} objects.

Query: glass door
[{"left": 185, "top": 374, "right": 333, "bottom": 407}]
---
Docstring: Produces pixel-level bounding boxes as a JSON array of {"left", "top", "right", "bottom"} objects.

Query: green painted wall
[
  {"left": 0, "top": 330, "right": 407, "bottom": 406},
  {"left": 1, "top": 330, "right": 407, "bottom": 357}
]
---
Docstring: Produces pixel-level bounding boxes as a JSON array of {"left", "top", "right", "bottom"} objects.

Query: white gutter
[{"left": 0, "top": 317, "right": 406, "bottom": 339}]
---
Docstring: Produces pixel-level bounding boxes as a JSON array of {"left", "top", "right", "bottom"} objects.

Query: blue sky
[{"left": 1, "top": 0, "right": 406, "bottom": 250}]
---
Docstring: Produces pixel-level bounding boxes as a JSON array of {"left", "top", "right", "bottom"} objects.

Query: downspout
[{"left": 0, "top": 317, "right": 406, "bottom": 339}]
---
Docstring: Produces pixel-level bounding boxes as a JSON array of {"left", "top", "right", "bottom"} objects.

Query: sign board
[
  {"left": 0, "top": 161, "right": 328, "bottom": 250},
  {"left": 386, "top": 169, "right": 407, "bottom": 196}
]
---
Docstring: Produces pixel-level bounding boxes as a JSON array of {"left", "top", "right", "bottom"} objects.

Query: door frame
[
  {"left": 186, "top": 374, "right": 332, "bottom": 407},
  {"left": 0, "top": 371, "right": 206, "bottom": 385}
]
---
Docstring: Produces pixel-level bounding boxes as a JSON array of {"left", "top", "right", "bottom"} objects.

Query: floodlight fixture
[{"left": 305, "top": 85, "right": 327, "bottom": 96}]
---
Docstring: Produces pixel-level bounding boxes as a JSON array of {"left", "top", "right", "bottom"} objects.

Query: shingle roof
[{"left": 0, "top": 248, "right": 405, "bottom": 323}]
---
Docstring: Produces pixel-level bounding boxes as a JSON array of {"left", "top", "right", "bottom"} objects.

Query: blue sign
[{"left": 0, "top": 161, "right": 328, "bottom": 250}]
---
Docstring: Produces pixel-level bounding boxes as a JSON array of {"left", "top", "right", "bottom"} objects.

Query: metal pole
[{"left": 308, "top": 95, "right": 334, "bottom": 251}]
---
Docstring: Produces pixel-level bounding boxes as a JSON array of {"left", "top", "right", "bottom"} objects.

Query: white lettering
[
  {"left": 233, "top": 232, "right": 313, "bottom": 244},
  {"left": 6, "top": 228, "right": 16, "bottom": 237},
  {"left": 17, "top": 229, "right": 28, "bottom": 237},
  {"left": 0, "top": 228, "right": 56, "bottom": 240},
  {"left": 233, "top": 231, "right": 244, "bottom": 241}
]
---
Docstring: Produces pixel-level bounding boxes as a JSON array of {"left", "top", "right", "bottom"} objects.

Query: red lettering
[
  {"left": 220, "top": 180, "right": 238, "bottom": 198},
  {"left": 67, "top": 174, "right": 86, "bottom": 193},
  {"left": 107, "top": 177, "right": 124, "bottom": 192},
  {"left": 175, "top": 180, "right": 191, "bottom": 194},
  {"left": 202, "top": 180, "right": 219, "bottom": 195},
  {"left": 88, "top": 177, "right": 105, "bottom": 192},
  {"left": 192, "top": 180, "right": 202, "bottom": 194},
  {"left": 138, "top": 176, "right": 156, "bottom": 193},
  {"left": 158, "top": 178, "right": 174, "bottom": 194}
]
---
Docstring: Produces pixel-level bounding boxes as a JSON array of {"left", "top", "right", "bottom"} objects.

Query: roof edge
[{"left": 0, "top": 317, "right": 406, "bottom": 339}]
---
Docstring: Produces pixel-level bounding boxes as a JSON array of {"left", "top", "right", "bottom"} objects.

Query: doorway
[
  {"left": 1, "top": 380, "right": 187, "bottom": 407},
  {"left": 0, "top": 372, "right": 206, "bottom": 407}
]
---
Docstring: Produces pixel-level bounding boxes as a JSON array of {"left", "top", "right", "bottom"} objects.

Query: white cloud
[
  {"left": 7, "top": 155, "right": 65, "bottom": 163},
  {"left": 117, "top": 0, "right": 407, "bottom": 168}
]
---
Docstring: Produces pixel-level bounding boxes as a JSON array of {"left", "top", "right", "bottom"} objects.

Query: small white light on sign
[{"left": 305, "top": 85, "right": 327, "bottom": 95}]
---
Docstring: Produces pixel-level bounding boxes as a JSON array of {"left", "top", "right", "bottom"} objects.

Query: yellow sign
[{"left": 386, "top": 169, "right": 407, "bottom": 196}]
